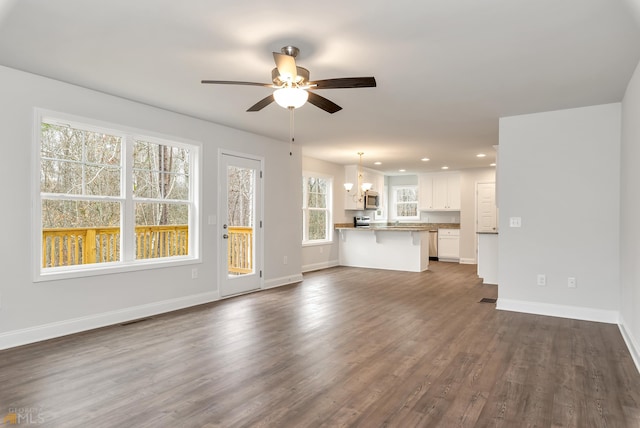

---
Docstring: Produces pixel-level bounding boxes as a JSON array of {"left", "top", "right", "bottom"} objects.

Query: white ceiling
[{"left": 1, "top": 0, "right": 639, "bottom": 174}]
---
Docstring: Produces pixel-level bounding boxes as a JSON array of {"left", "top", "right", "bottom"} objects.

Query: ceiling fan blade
[
  {"left": 201, "top": 80, "right": 273, "bottom": 87},
  {"left": 247, "top": 94, "right": 275, "bottom": 112},
  {"left": 273, "top": 52, "right": 297, "bottom": 83},
  {"left": 308, "top": 77, "right": 377, "bottom": 89},
  {"left": 307, "top": 91, "right": 342, "bottom": 114}
]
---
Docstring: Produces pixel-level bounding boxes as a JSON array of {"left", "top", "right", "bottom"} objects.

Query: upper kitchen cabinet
[
  {"left": 418, "top": 174, "right": 434, "bottom": 210},
  {"left": 418, "top": 172, "right": 460, "bottom": 211},
  {"left": 344, "top": 165, "right": 384, "bottom": 210}
]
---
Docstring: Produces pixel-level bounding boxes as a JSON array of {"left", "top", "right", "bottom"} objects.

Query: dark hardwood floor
[{"left": 1, "top": 262, "right": 639, "bottom": 427}]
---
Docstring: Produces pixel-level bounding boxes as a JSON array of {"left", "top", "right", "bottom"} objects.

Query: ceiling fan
[{"left": 201, "top": 46, "right": 376, "bottom": 114}]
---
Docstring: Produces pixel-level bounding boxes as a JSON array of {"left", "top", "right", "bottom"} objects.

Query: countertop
[
  {"left": 335, "top": 223, "right": 460, "bottom": 232},
  {"left": 477, "top": 231, "right": 499, "bottom": 234}
]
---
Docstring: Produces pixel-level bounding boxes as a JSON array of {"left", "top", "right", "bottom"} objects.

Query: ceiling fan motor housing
[{"left": 280, "top": 45, "right": 300, "bottom": 58}]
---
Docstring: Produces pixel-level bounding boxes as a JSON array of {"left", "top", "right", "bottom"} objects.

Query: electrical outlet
[
  {"left": 191, "top": 268, "right": 198, "bottom": 279},
  {"left": 510, "top": 217, "right": 522, "bottom": 228},
  {"left": 537, "top": 274, "right": 546, "bottom": 286},
  {"left": 568, "top": 277, "right": 577, "bottom": 288},
  {"left": 283, "top": 256, "right": 288, "bottom": 265}
]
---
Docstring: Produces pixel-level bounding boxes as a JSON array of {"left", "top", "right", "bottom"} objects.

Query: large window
[
  {"left": 36, "top": 111, "right": 199, "bottom": 280},
  {"left": 302, "top": 174, "right": 332, "bottom": 244},
  {"left": 391, "top": 185, "right": 419, "bottom": 220}
]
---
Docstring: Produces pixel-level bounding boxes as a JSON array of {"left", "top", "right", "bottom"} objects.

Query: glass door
[{"left": 219, "top": 153, "right": 262, "bottom": 297}]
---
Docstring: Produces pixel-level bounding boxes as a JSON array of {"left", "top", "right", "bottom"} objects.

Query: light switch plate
[{"left": 509, "top": 217, "right": 522, "bottom": 227}]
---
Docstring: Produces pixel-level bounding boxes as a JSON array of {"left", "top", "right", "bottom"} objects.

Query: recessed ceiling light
[
  {"left": 476, "top": 153, "right": 486, "bottom": 158},
  {"left": 374, "top": 161, "right": 382, "bottom": 165},
  {"left": 490, "top": 163, "right": 496, "bottom": 167},
  {"left": 399, "top": 169, "right": 406, "bottom": 172},
  {"left": 421, "top": 157, "right": 430, "bottom": 162},
  {"left": 441, "top": 166, "right": 449, "bottom": 170}
]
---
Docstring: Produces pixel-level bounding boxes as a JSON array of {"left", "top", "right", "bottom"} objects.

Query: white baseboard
[
  {"left": 459, "top": 258, "right": 476, "bottom": 265},
  {"left": 496, "top": 298, "right": 619, "bottom": 324},
  {"left": 619, "top": 316, "right": 640, "bottom": 375},
  {"left": 0, "top": 291, "right": 220, "bottom": 351},
  {"left": 302, "top": 260, "right": 339, "bottom": 273},
  {"left": 264, "top": 274, "right": 304, "bottom": 290}
]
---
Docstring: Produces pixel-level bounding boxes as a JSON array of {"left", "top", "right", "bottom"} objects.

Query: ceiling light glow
[
  {"left": 476, "top": 153, "right": 486, "bottom": 158},
  {"left": 273, "top": 87, "right": 308, "bottom": 109},
  {"left": 421, "top": 157, "right": 430, "bottom": 161}
]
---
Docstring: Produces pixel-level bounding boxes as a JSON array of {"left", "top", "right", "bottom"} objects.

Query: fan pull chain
[{"left": 289, "top": 106, "right": 295, "bottom": 156}]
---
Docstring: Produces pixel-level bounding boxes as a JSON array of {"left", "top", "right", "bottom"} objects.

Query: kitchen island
[{"left": 336, "top": 225, "right": 432, "bottom": 272}]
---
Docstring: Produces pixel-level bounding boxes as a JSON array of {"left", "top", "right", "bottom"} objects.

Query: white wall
[
  {"left": 620, "top": 59, "right": 640, "bottom": 367},
  {"left": 0, "top": 66, "right": 302, "bottom": 348},
  {"left": 497, "top": 103, "right": 621, "bottom": 323},
  {"left": 301, "top": 156, "right": 348, "bottom": 272},
  {"left": 387, "top": 175, "right": 418, "bottom": 186},
  {"left": 459, "top": 168, "right": 496, "bottom": 264}
]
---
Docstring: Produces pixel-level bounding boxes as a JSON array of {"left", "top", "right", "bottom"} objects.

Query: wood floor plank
[{"left": 0, "top": 262, "right": 639, "bottom": 427}]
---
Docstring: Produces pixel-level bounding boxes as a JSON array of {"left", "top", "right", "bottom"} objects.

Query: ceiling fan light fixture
[{"left": 273, "top": 87, "right": 308, "bottom": 109}]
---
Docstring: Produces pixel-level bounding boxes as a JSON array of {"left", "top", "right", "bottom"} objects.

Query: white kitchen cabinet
[
  {"left": 344, "top": 165, "right": 384, "bottom": 210},
  {"left": 438, "top": 228, "right": 460, "bottom": 262},
  {"left": 418, "top": 174, "right": 434, "bottom": 210},
  {"left": 419, "top": 172, "right": 460, "bottom": 211}
]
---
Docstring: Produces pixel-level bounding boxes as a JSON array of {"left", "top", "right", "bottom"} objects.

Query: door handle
[{"left": 223, "top": 234, "right": 228, "bottom": 239}]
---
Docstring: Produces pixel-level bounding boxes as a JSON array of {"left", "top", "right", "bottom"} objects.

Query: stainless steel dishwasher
[{"left": 429, "top": 231, "right": 438, "bottom": 260}]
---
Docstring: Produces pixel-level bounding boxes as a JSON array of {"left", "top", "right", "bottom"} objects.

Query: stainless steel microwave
[{"left": 364, "top": 190, "right": 379, "bottom": 209}]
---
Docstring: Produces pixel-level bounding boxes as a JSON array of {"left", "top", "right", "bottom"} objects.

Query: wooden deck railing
[
  {"left": 42, "top": 225, "right": 253, "bottom": 274},
  {"left": 227, "top": 226, "right": 253, "bottom": 274}
]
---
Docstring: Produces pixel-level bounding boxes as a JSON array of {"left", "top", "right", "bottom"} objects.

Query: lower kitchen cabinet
[{"left": 437, "top": 228, "right": 460, "bottom": 262}]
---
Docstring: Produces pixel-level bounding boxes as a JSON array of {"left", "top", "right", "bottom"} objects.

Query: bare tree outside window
[
  {"left": 41, "top": 123, "right": 122, "bottom": 229},
  {"left": 133, "top": 140, "right": 190, "bottom": 228},
  {"left": 227, "top": 166, "right": 254, "bottom": 227},
  {"left": 302, "top": 175, "right": 332, "bottom": 242},
  {"left": 392, "top": 186, "right": 418, "bottom": 219},
  {"left": 39, "top": 119, "right": 195, "bottom": 271}
]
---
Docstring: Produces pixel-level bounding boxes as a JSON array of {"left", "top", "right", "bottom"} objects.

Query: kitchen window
[
  {"left": 35, "top": 110, "right": 200, "bottom": 281},
  {"left": 391, "top": 185, "right": 419, "bottom": 220},
  {"left": 302, "top": 173, "right": 332, "bottom": 244}
]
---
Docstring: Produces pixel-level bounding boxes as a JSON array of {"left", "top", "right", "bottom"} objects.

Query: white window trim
[
  {"left": 33, "top": 109, "right": 202, "bottom": 282},
  {"left": 302, "top": 171, "right": 333, "bottom": 246},
  {"left": 390, "top": 185, "right": 420, "bottom": 221}
]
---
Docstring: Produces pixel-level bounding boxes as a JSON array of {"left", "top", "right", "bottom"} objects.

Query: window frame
[
  {"left": 301, "top": 172, "right": 333, "bottom": 246},
  {"left": 33, "top": 109, "right": 201, "bottom": 282},
  {"left": 390, "top": 185, "right": 419, "bottom": 221}
]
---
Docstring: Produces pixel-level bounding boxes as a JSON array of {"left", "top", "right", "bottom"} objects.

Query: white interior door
[
  {"left": 219, "top": 153, "right": 262, "bottom": 297},
  {"left": 477, "top": 182, "right": 497, "bottom": 232}
]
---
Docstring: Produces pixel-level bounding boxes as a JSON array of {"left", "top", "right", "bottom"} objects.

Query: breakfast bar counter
[{"left": 335, "top": 225, "right": 431, "bottom": 272}]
